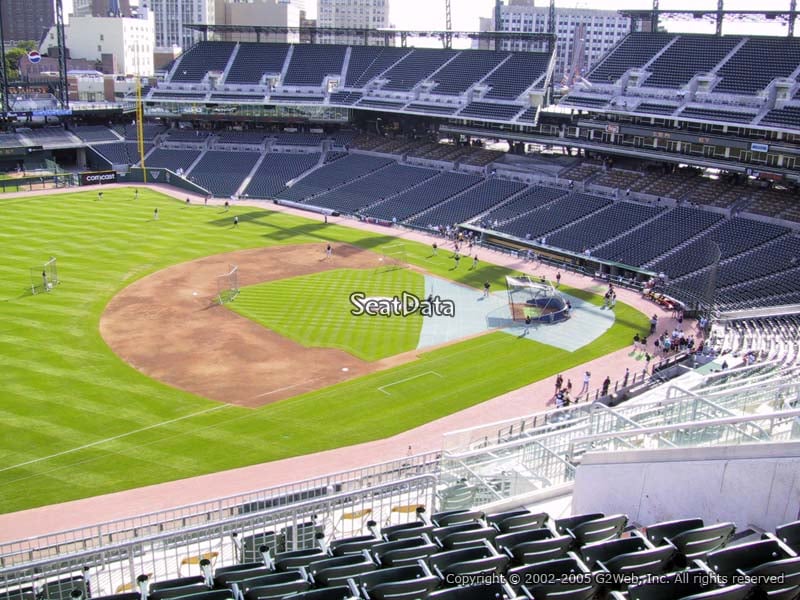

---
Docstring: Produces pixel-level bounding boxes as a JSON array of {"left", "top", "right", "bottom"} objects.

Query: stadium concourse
[{"left": 0, "top": 183, "right": 689, "bottom": 542}]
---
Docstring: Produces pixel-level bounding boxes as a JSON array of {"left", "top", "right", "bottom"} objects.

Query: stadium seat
[
  {"left": 555, "top": 514, "right": 628, "bottom": 546},
  {"left": 355, "top": 564, "right": 440, "bottom": 600},
  {"left": 773, "top": 520, "right": 800, "bottom": 554},
  {"left": 273, "top": 548, "right": 327, "bottom": 571},
  {"left": 486, "top": 510, "right": 548, "bottom": 533},
  {"left": 328, "top": 533, "right": 382, "bottom": 556},
  {"left": 645, "top": 520, "right": 735, "bottom": 567},
  {"left": 371, "top": 536, "right": 439, "bottom": 567}
]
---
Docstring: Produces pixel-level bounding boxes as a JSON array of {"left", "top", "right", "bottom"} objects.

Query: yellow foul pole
[{"left": 136, "top": 76, "right": 147, "bottom": 184}]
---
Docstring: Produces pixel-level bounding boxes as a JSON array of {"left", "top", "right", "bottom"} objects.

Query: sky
[{"left": 387, "top": 0, "right": 795, "bottom": 39}]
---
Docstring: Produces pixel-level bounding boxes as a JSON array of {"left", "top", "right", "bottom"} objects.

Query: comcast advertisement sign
[{"left": 80, "top": 171, "right": 117, "bottom": 186}]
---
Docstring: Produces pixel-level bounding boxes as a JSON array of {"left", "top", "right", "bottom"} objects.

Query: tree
[{"left": 3, "top": 42, "right": 38, "bottom": 81}]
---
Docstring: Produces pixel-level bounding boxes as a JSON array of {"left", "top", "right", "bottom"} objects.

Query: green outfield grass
[
  {"left": 0, "top": 188, "right": 649, "bottom": 514},
  {"left": 229, "top": 268, "right": 425, "bottom": 361}
]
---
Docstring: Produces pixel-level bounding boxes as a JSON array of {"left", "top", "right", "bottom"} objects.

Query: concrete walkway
[{"left": 0, "top": 184, "right": 696, "bottom": 541}]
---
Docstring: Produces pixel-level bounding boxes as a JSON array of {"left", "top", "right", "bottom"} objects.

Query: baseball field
[{"left": 0, "top": 188, "right": 649, "bottom": 514}]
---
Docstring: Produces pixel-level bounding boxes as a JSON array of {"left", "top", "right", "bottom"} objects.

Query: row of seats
[{"left": 17, "top": 510, "right": 798, "bottom": 600}]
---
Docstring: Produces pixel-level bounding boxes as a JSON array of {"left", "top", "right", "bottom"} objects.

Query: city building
[
  {"left": 482, "top": 0, "right": 631, "bottom": 84},
  {"left": 317, "top": 0, "right": 389, "bottom": 45},
  {"left": 40, "top": 12, "right": 155, "bottom": 76},
  {"left": 149, "top": 0, "right": 215, "bottom": 51},
  {"left": 0, "top": 0, "right": 56, "bottom": 43},
  {"left": 72, "top": 0, "right": 134, "bottom": 17},
  {"left": 214, "top": 0, "right": 303, "bottom": 42}
]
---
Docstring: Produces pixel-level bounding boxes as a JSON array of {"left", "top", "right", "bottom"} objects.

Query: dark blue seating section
[
  {"left": 406, "top": 103, "right": 460, "bottom": 115},
  {"left": 714, "top": 38, "right": 800, "bottom": 95},
  {"left": 560, "top": 95, "right": 609, "bottom": 108},
  {"left": 226, "top": 43, "right": 288, "bottom": 85},
  {"left": 284, "top": 45, "right": 346, "bottom": 86},
  {"left": 432, "top": 51, "right": 509, "bottom": 95},
  {"left": 144, "top": 148, "right": 202, "bottom": 172},
  {"left": 634, "top": 102, "right": 679, "bottom": 115},
  {"left": 458, "top": 102, "right": 522, "bottom": 121},
  {"left": 92, "top": 142, "right": 151, "bottom": 166},
  {"left": 171, "top": 42, "right": 236, "bottom": 83},
  {"left": 408, "top": 178, "right": 527, "bottom": 228},
  {"left": 480, "top": 186, "right": 568, "bottom": 225},
  {"left": 150, "top": 91, "right": 208, "bottom": 100},
  {"left": 483, "top": 52, "right": 552, "bottom": 100},
  {"left": 651, "top": 217, "right": 789, "bottom": 280},
  {"left": 209, "top": 93, "right": 265, "bottom": 101},
  {"left": 517, "top": 107, "right": 538, "bottom": 123},
  {"left": 594, "top": 206, "right": 723, "bottom": 267},
  {"left": 270, "top": 95, "right": 326, "bottom": 103},
  {"left": 308, "top": 164, "right": 438, "bottom": 214},
  {"left": 345, "top": 47, "right": 410, "bottom": 87},
  {"left": 380, "top": 49, "right": 458, "bottom": 91},
  {"left": 165, "top": 129, "right": 211, "bottom": 142},
  {"left": 279, "top": 154, "right": 394, "bottom": 202},
  {"left": 643, "top": 35, "right": 739, "bottom": 89},
  {"left": 760, "top": 106, "right": 800, "bottom": 130},
  {"left": 547, "top": 202, "right": 665, "bottom": 254},
  {"left": 679, "top": 107, "right": 757, "bottom": 124},
  {"left": 271, "top": 133, "right": 324, "bottom": 146},
  {"left": 364, "top": 172, "right": 482, "bottom": 221},
  {"left": 188, "top": 151, "right": 260, "bottom": 197},
  {"left": 115, "top": 123, "right": 166, "bottom": 141},
  {"left": 358, "top": 99, "right": 407, "bottom": 110},
  {"left": 588, "top": 32, "right": 675, "bottom": 84},
  {"left": 498, "top": 193, "right": 612, "bottom": 240},
  {"left": 216, "top": 131, "right": 269, "bottom": 145},
  {"left": 329, "top": 91, "right": 362, "bottom": 105},
  {"left": 71, "top": 125, "right": 119, "bottom": 142},
  {"left": 244, "top": 153, "right": 320, "bottom": 198}
]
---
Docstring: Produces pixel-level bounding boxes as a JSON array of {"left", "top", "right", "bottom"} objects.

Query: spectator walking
[
  {"left": 602, "top": 376, "right": 611, "bottom": 396},
  {"left": 578, "top": 371, "right": 591, "bottom": 397}
]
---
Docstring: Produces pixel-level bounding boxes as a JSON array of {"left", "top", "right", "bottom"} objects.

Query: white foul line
[
  {"left": 378, "top": 371, "right": 444, "bottom": 396},
  {"left": 0, "top": 405, "right": 231, "bottom": 474},
  {"left": 253, "top": 377, "right": 323, "bottom": 398}
]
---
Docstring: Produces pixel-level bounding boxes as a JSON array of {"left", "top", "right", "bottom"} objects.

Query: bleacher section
[
  {"left": 91, "top": 142, "right": 151, "bottom": 166},
  {"left": 363, "top": 172, "right": 482, "bottom": 221},
  {"left": 546, "top": 201, "right": 665, "bottom": 253},
  {"left": 380, "top": 49, "right": 458, "bottom": 91},
  {"left": 171, "top": 41, "right": 236, "bottom": 83},
  {"left": 714, "top": 37, "right": 800, "bottom": 95},
  {"left": 115, "top": 123, "right": 166, "bottom": 141},
  {"left": 458, "top": 102, "right": 523, "bottom": 121},
  {"left": 760, "top": 105, "right": 800, "bottom": 130},
  {"left": 145, "top": 148, "right": 202, "bottom": 172},
  {"left": 408, "top": 178, "right": 527, "bottom": 228},
  {"left": 479, "top": 186, "right": 568, "bottom": 226},
  {"left": 593, "top": 206, "right": 724, "bottom": 267},
  {"left": 642, "top": 35, "right": 739, "bottom": 89},
  {"left": 498, "top": 193, "right": 612, "bottom": 241},
  {"left": 432, "top": 51, "right": 509, "bottom": 95},
  {"left": 344, "top": 47, "right": 411, "bottom": 88},
  {"left": 278, "top": 154, "right": 394, "bottom": 202},
  {"left": 483, "top": 52, "right": 552, "bottom": 100},
  {"left": 650, "top": 217, "right": 790, "bottom": 279},
  {"left": 308, "top": 164, "right": 438, "bottom": 214},
  {"left": 283, "top": 45, "right": 347, "bottom": 86},
  {"left": 187, "top": 151, "right": 261, "bottom": 197},
  {"left": 70, "top": 125, "right": 120, "bottom": 143},
  {"left": 225, "top": 42, "right": 288, "bottom": 85},
  {"left": 244, "top": 153, "right": 320, "bottom": 198},
  {"left": 587, "top": 32, "right": 675, "bottom": 84}
]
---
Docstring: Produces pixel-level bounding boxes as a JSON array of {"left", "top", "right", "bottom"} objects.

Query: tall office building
[
  {"left": 317, "top": 0, "right": 389, "bottom": 45},
  {"left": 215, "top": 0, "right": 302, "bottom": 42},
  {"left": 0, "top": 0, "right": 56, "bottom": 43},
  {"left": 150, "top": 0, "right": 215, "bottom": 50},
  {"left": 483, "top": 0, "right": 630, "bottom": 83},
  {"left": 73, "top": 0, "right": 133, "bottom": 17}
]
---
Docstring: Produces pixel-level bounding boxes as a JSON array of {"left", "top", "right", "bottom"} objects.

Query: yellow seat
[{"left": 334, "top": 507, "right": 373, "bottom": 535}]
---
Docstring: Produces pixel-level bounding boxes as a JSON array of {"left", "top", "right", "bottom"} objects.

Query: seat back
[
  {"left": 214, "top": 568, "right": 271, "bottom": 587},
  {"left": 427, "top": 582, "right": 505, "bottom": 600},
  {"left": 382, "top": 522, "right": 435, "bottom": 541},
  {"left": 512, "top": 535, "right": 574, "bottom": 564},
  {"left": 431, "top": 509, "right": 484, "bottom": 527},
  {"left": 236, "top": 572, "right": 304, "bottom": 594},
  {"left": 277, "top": 587, "right": 351, "bottom": 600},
  {"left": 440, "top": 555, "right": 509, "bottom": 578},
  {"left": 776, "top": 521, "right": 800, "bottom": 554},
  {"left": 745, "top": 556, "right": 800, "bottom": 599},
  {"left": 554, "top": 513, "right": 605, "bottom": 534},
  {"left": 367, "top": 576, "right": 441, "bottom": 600},
  {"left": 439, "top": 527, "right": 498, "bottom": 550},
  {"left": 523, "top": 582, "right": 599, "bottom": 600},
  {"left": 379, "top": 543, "right": 438, "bottom": 567},
  {"left": 670, "top": 522, "right": 736, "bottom": 562},
  {"left": 626, "top": 569, "right": 714, "bottom": 600},
  {"left": 429, "top": 546, "right": 491, "bottom": 573},
  {"left": 329, "top": 534, "right": 380, "bottom": 556},
  {"left": 495, "top": 527, "right": 554, "bottom": 553},
  {"left": 705, "top": 539, "right": 789, "bottom": 577},
  {"left": 603, "top": 545, "right": 676, "bottom": 577},
  {"left": 569, "top": 514, "right": 628, "bottom": 545},
  {"left": 581, "top": 537, "right": 647, "bottom": 568},
  {"left": 680, "top": 583, "right": 755, "bottom": 600},
  {"left": 273, "top": 548, "right": 327, "bottom": 571},
  {"left": 243, "top": 581, "right": 310, "bottom": 600},
  {"left": 314, "top": 561, "right": 377, "bottom": 587},
  {"left": 495, "top": 512, "right": 549, "bottom": 533},
  {"left": 645, "top": 519, "right": 705, "bottom": 546}
]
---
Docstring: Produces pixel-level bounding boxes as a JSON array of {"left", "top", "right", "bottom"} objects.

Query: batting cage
[
  {"left": 505, "top": 275, "right": 570, "bottom": 323},
  {"left": 30, "top": 257, "right": 59, "bottom": 295},
  {"left": 216, "top": 264, "right": 240, "bottom": 304}
]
